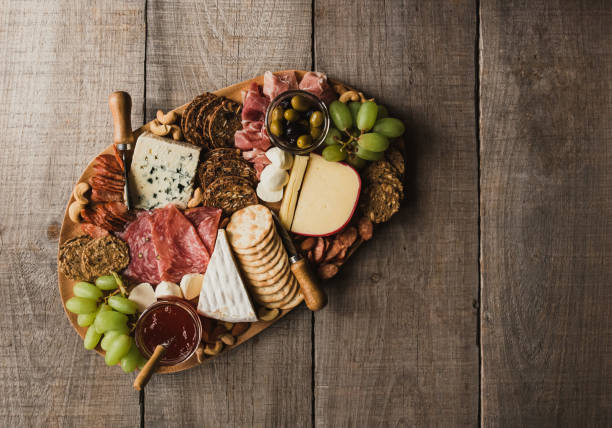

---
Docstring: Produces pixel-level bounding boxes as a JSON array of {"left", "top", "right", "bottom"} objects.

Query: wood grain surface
[
  {"left": 314, "top": 0, "right": 480, "bottom": 426},
  {"left": 0, "top": 1, "right": 145, "bottom": 426},
  {"left": 480, "top": 1, "right": 612, "bottom": 426},
  {"left": 143, "top": 1, "right": 313, "bottom": 427}
]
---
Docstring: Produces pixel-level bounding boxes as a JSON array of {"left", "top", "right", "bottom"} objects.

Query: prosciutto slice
[
  {"left": 298, "top": 71, "right": 336, "bottom": 104},
  {"left": 184, "top": 206, "right": 222, "bottom": 254},
  {"left": 150, "top": 204, "right": 211, "bottom": 283},
  {"left": 234, "top": 120, "right": 271, "bottom": 152},
  {"left": 241, "top": 82, "right": 269, "bottom": 122},
  {"left": 242, "top": 148, "right": 271, "bottom": 179},
  {"left": 263, "top": 70, "right": 298, "bottom": 100},
  {"left": 117, "top": 211, "right": 161, "bottom": 284}
]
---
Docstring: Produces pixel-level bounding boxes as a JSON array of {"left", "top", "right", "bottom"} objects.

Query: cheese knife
[
  {"left": 108, "top": 91, "right": 135, "bottom": 210},
  {"left": 271, "top": 211, "right": 327, "bottom": 311}
]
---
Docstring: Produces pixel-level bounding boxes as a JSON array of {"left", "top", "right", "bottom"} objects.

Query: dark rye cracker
[
  {"left": 182, "top": 93, "right": 216, "bottom": 148},
  {"left": 198, "top": 158, "right": 257, "bottom": 190},
  {"left": 59, "top": 235, "right": 92, "bottom": 280},
  {"left": 195, "top": 96, "right": 224, "bottom": 147},
  {"left": 81, "top": 235, "right": 130, "bottom": 280},
  {"left": 203, "top": 147, "right": 242, "bottom": 162},
  {"left": 207, "top": 100, "right": 242, "bottom": 148},
  {"left": 202, "top": 175, "right": 258, "bottom": 216}
]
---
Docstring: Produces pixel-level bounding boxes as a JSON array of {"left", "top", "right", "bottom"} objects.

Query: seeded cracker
[
  {"left": 198, "top": 158, "right": 257, "bottom": 190},
  {"left": 59, "top": 235, "right": 92, "bottom": 280},
  {"left": 81, "top": 235, "right": 130, "bottom": 280},
  {"left": 202, "top": 175, "right": 258, "bottom": 216},
  {"left": 207, "top": 100, "right": 242, "bottom": 148}
]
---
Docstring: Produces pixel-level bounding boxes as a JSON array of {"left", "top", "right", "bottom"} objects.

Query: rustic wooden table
[{"left": 1, "top": 1, "right": 610, "bottom": 427}]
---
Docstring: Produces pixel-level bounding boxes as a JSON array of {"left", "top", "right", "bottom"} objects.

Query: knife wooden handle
[
  {"left": 133, "top": 344, "right": 166, "bottom": 391},
  {"left": 291, "top": 258, "right": 327, "bottom": 311},
  {"left": 109, "top": 91, "right": 135, "bottom": 146}
]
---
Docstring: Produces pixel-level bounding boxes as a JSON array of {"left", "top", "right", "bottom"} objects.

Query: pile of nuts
[{"left": 149, "top": 109, "right": 183, "bottom": 140}]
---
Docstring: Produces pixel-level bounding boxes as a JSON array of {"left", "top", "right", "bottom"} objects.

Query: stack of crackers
[
  {"left": 226, "top": 205, "right": 304, "bottom": 310},
  {"left": 181, "top": 93, "right": 242, "bottom": 151}
]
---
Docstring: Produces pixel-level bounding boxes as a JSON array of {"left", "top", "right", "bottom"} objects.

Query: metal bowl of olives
[{"left": 265, "top": 90, "right": 330, "bottom": 155}]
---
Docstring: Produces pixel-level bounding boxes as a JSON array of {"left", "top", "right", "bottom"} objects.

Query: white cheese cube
[{"left": 128, "top": 132, "right": 201, "bottom": 209}]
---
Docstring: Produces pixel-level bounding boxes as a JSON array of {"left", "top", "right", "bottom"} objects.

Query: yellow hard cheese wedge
[
  {"left": 279, "top": 155, "right": 309, "bottom": 230},
  {"left": 290, "top": 154, "right": 361, "bottom": 236}
]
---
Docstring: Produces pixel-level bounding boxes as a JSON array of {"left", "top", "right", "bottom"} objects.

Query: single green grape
[
  {"left": 66, "top": 297, "right": 98, "bottom": 315},
  {"left": 346, "top": 153, "right": 368, "bottom": 170},
  {"left": 324, "top": 127, "right": 342, "bottom": 146},
  {"left": 329, "top": 100, "right": 353, "bottom": 131},
  {"left": 372, "top": 117, "right": 405, "bottom": 138},
  {"left": 357, "top": 132, "right": 390, "bottom": 152},
  {"left": 356, "top": 145, "right": 385, "bottom": 161},
  {"left": 310, "top": 111, "right": 324, "bottom": 128},
  {"left": 84, "top": 326, "right": 102, "bottom": 350},
  {"left": 348, "top": 102, "right": 361, "bottom": 124},
  {"left": 356, "top": 101, "right": 378, "bottom": 131},
  {"left": 94, "top": 310, "right": 128, "bottom": 334},
  {"left": 108, "top": 295, "right": 138, "bottom": 315},
  {"left": 376, "top": 105, "right": 389, "bottom": 120},
  {"left": 137, "top": 355, "right": 148, "bottom": 370},
  {"left": 322, "top": 144, "right": 348, "bottom": 162},
  {"left": 291, "top": 95, "right": 310, "bottom": 112},
  {"left": 105, "top": 334, "right": 132, "bottom": 366},
  {"left": 270, "top": 106, "right": 284, "bottom": 122},
  {"left": 101, "top": 330, "right": 123, "bottom": 351},
  {"left": 121, "top": 343, "right": 145, "bottom": 373},
  {"left": 73, "top": 282, "right": 103, "bottom": 301},
  {"left": 95, "top": 275, "right": 118, "bottom": 291},
  {"left": 77, "top": 311, "right": 98, "bottom": 327}
]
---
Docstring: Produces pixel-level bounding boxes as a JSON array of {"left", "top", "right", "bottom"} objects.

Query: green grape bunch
[{"left": 324, "top": 98, "right": 405, "bottom": 166}]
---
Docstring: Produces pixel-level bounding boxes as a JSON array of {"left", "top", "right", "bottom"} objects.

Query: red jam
[{"left": 136, "top": 301, "right": 201, "bottom": 365}]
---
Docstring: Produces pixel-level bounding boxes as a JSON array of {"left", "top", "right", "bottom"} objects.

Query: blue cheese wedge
[
  {"left": 197, "top": 229, "right": 258, "bottom": 322},
  {"left": 128, "top": 131, "right": 201, "bottom": 209}
]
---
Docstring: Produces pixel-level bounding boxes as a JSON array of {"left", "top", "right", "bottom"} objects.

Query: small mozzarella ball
[
  {"left": 260, "top": 164, "right": 289, "bottom": 190},
  {"left": 265, "top": 147, "right": 293, "bottom": 170}
]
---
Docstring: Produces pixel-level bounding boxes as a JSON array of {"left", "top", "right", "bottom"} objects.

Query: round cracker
[
  {"left": 227, "top": 205, "right": 274, "bottom": 249},
  {"left": 236, "top": 234, "right": 281, "bottom": 263},
  {"left": 59, "top": 235, "right": 92, "bottom": 280},
  {"left": 255, "top": 278, "right": 299, "bottom": 309},
  {"left": 239, "top": 242, "right": 285, "bottom": 274},
  {"left": 280, "top": 289, "right": 304, "bottom": 310},
  {"left": 247, "top": 260, "right": 290, "bottom": 287},
  {"left": 252, "top": 275, "right": 295, "bottom": 303},
  {"left": 243, "top": 252, "right": 289, "bottom": 282},
  {"left": 231, "top": 226, "right": 276, "bottom": 255},
  {"left": 249, "top": 268, "right": 293, "bottom": 295},
  {"left": 81, "top": 235, "right": 130, "bottom": 279}
]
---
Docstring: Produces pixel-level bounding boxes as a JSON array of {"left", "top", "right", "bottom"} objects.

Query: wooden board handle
[
  {"left": 133, "top": 345, "right": 166, "bottom": 391},
  {"left": 109, "top": 91, "right": 135, "bottom": 146},
  {"left": 291, "top": 258, "right": 327, "bottom": 311}
]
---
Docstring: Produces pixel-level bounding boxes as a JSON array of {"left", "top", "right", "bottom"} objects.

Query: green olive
[
  {"left": 310, "top": 111, "right": 324, "bottom": 128},
  {"left": 310, "top": 126, "right": 322, "bottom": 140},
  {"left": 284, "top": 109, "right": 299, "bottom": 122},
  {"left": 296, "top": 134, "right": 313, "bottom": 149},
  {"left": 291, "top": 95, "right": 310, "bottom": 112},
  {"left": 270, "top": 106, "right": 284, "bottom": 122},
  {"left": 270, "top": 120, "right": 283, "bottom": 137}
]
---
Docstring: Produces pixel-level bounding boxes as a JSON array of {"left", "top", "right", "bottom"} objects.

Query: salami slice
[
  {"left": 184, "top": 206, "right": 222, "bottom": 254},
  {"left": 117, "top": 211, "right": 162, "bottom": 284},
  {"left": 80, "top": 223, "right": 110, "bottom": 239},
  {"left": 90, "top": 188, "right": 123, "bottom": 203},
  {"left": 150, "top": 204, "right": 210, "bottom": 283}
]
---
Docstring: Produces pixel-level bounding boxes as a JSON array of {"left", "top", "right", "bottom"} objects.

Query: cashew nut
[
  {"left": 156, "top": 109, "right": 179, "bottom": 125},
  {"left": 196, "top": 345, "right": 205, "bottom": 363},
  {"left": 72, "top": 182, "right": 90, "bottom": 205},
  {"left": 220, "top": 333, "right": 236, "bottom": 346},
  {"left": 68, "top": 201, "right": 85, "bottom": 223},
  {"left": 257, "top": 307, "right": 280, "bottom": 322},
  {"left": 339, "top": 90, "right": 360, "bottom": 103},
  {"left": 203, "top": 341, "right": 223, "bottom": 356},
  {"left": 170, "top": 124, "right": 182, "bottom": 141},
  {"left": 149, "top": 119, "right": 171, "bottom": 136},
  {"left": 358, "top": 92, "right": 375, "bottom": 103},
  {"left": 223, "top": 322, "right": 234, "bottom": 331},
  {"left": 187, "top": 187, "right": 203, "bottom": 208}
]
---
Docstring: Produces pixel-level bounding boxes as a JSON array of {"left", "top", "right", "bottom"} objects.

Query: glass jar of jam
[{"left": 134, "top": 300, "right": 202, "bottom": 366}]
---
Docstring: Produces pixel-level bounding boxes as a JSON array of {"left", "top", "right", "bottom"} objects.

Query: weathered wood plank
[
  {"left": 314, "top": 1, "right": 479, "bottom": 426},
  {"left": 480, "top": 1, "right": 612, "bottom": 426},
  {"left": 0, "top": 1, "right": 145, "bottom": 426},
  {"left": 144, "top": 1, "right": 313, "bottom": 426}
]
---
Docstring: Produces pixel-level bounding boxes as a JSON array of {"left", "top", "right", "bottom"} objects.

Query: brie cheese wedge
[{"left": 197, "top": 230, "right": 258, "bottom": 322}]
